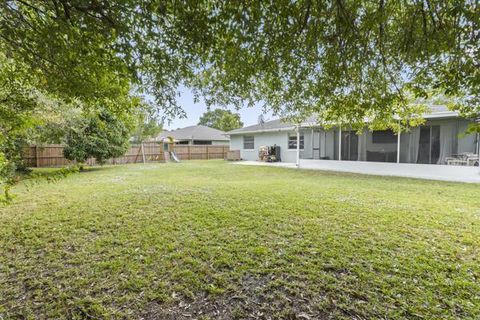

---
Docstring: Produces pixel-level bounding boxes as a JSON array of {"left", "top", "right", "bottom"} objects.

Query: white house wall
[
  {"left": 211, "top": 140, "right": 230, "bottom": 145},
  {"left": 230, "top": 130, "right": 313, "bottom": 162},
  {"left": 230, "top": 118, "right": 478, "bottom": 163}
]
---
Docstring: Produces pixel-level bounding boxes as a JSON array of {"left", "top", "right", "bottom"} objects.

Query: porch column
[
  {"left": 311, "top": 128, "right": 314, "bottom": 159},
  {"left": 338, "top": 126, "right": 342, "bottom": 161},
  {"left": 296, "top": 126, "right": 300, "bottom": 168},
  {"left": 397, "top": 128, "right": 401, "bottom": 164}
]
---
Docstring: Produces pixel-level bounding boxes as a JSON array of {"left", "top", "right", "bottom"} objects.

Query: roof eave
[
  {"left": 228, "top": 126, "right": 296, "bottom": 135},
  {"left": 423, "top": 111, "right": 459, "bottom": 119}
]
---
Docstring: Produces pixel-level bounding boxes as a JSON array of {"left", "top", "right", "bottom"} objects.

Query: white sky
[{"left": 161, "top": 87, "right": 273, "bottom": 130}]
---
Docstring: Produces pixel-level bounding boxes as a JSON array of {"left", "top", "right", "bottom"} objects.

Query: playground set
[{"left": 162, "top": 136, "right": 181, "bottom": 163}]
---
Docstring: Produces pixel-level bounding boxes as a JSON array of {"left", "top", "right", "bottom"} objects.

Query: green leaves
[
  {"left": 63, "top": 109, "right": 132, "bottom": 165},
  {"left": 198, "top": 109, "right": 243, "bottom": 132},
  {"left": 1, "top": 0, "right": 478, "bottom": 143},
  {"left": 1, "top": 1, "right": 478, "bottom": 127}
]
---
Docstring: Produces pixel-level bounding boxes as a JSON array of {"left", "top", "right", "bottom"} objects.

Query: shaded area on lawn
[{"left": 1, "top": 161, "right": 479, "bottom": 319}]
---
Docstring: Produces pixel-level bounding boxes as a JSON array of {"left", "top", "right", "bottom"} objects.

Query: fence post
[
  {"left": 35, "top": 145, "right": 40, "bottom": 168},
  {"left": 207, "top": 146, "right": 210, "bottom": 160},
  {"left": 188, "top": 146, "right": 191, "bottom": 160}
]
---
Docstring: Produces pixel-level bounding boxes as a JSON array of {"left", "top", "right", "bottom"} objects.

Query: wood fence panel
[
  {"left": 23, "top": 143, "right": 228, "bottom": 167},
  {"left": 172, "top": 145, "right": 190, "bottom": 160}
]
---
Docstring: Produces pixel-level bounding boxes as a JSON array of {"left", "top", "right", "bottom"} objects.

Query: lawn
[{"left": 0, "top": 161, "right": 479, "bottom": 319}]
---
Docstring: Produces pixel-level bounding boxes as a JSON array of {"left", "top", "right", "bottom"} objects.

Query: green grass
[{"left": 1, "top": 161, "right": 479, "bottom": 319}]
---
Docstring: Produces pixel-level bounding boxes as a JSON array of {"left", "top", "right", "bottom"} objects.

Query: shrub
[
  {"left": 0, "top": 152, "right": 16, "bottom": 203},
  {"left": 63, "top": 110, "right": 131, "bottom": 165}
]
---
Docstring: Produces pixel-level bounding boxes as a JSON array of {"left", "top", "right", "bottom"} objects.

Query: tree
[
  {"left": 2, "top": 1, "right": 478, "bottom": 201},
  {"left": 132, "top": 107, "right": 164, "bottom": 144},
  {"left": 187, "top": 1, "right": 479, "bottom": 132},
  {"left": 131, "top": 107, "right": 163, "bottom": 163},
  {"left": 63, "top": 109, "right": 132, "bottom": 165},
  {"left": 198, "top": 109, "right": 243, "bottom": 132},
  {"left": 1, "top": 1, "right": 478, "bottom": 129}
]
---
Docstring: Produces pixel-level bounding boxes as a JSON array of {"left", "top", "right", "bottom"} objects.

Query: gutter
[
  {"left": 228, "top": 126, "right": 296, "bottom": 135},
  {"left": 229, "top": 111, "right": 461, "bottom": 135}
]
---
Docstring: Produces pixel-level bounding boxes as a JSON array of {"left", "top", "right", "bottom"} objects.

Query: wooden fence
[{"left": 22, "top": 143, "right": 230, "bottom": 168}]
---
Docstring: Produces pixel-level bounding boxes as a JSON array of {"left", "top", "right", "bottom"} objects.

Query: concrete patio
[{"left": 235, "top": 159, "right": 480, "bottom": 183}]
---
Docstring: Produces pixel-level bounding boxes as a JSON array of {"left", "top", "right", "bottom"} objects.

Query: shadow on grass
[{"left": 20, "top": 165, "right": 114, "bottom": 182}]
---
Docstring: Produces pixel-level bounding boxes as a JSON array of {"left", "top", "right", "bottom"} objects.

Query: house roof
[
  {"left": 227, "top": 106, "right": 460, "bottom": 135},
  {"left": 156, "top": 125, "right": 229, "bottom": 141},
  {"left": 227, "top": 119, "right": 297, "bottom": 135}
]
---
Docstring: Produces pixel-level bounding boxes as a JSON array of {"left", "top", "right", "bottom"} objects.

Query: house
[
  {"left": 228, "top": 106, "right": 479, "bottom": 166},
  {"left": 155, "top": 125, "right": 229, "bottom": 145}
]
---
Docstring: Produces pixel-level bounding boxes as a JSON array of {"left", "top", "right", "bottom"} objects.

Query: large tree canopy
[
  {"left": 2, "top": 0, "right": 478, "bottom": 198},
  {"left": 198, "top": 109, "right": 243, "bottom": 132},
  {"left": 0, "top": 0, "right": 478, "bottom": 127},
  {"left": 190, "top": 1, "right": 479, "bottom": 130}
]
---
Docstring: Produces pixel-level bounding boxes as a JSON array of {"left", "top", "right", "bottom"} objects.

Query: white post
[
  {"left": 311, "top": 128, "right": 314, "bottom": 159},
  {"left": 338, "top": 126, "right": 342, "bottom": 161},
  {"left": 296, "top": 126, "right": 300, "bottom": 168},
  {"left": 476, "top": 132, "right": 479, "bottom": 155},
  {"left": 477, "top": 132, "right": 480, "bottom": 174},
  {"left": 397, "top": 128, "right": 401, "bottom": 164}
]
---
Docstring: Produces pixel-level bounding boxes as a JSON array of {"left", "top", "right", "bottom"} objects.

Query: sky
[{"left": 162, "top": 87, "right": 274, "bottom": 130}]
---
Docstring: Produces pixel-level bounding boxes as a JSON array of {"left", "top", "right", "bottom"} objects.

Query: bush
[
  {"left": 0, "top": 152, "right": 16, "bottom": 203},
  {"left": 63, "top": 110, "right": 131, "bottom": 165}
]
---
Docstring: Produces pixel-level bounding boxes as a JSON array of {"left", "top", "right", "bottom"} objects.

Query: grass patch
[{"left": 1, "top": 161, "right": 479, "bottom": 319}]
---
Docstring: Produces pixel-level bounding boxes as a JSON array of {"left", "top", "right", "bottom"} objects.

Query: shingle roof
[
  {"left": 227, "top": 106, "right": 459, "bottom": 135},
  {"left": 157, "top": 125, "right": 229, "bottom": 141},
  {"left": 227, "top": 119, "right": 296, "bottom": 135}
]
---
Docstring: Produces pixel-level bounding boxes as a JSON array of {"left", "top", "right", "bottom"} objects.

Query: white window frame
[
  {"left": 243, "top": 135, "right": 255, "bottom": 150},
  {"left": 288, "top": 134, "right": 304, "bottom": 150}
]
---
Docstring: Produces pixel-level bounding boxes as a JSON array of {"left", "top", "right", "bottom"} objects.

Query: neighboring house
[
  {"left": 228, "top": 106, "right": 480, "bottom": 165},
  {"left": 155, "top": 125, "right": 229, "bottom": 145}
]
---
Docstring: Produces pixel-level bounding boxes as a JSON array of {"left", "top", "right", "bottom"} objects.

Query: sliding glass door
[{"left": 417, "top": 125, "right": 440, "bottom": 164}]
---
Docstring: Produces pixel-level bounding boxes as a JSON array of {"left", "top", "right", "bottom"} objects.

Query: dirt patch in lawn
[{"left": 142, "top": 275, "right": 331, "bottom": 320}]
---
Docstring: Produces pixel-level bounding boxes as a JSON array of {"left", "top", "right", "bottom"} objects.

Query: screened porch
[{"left": 298, "top": 119, "right": 479, "bottom": 166}]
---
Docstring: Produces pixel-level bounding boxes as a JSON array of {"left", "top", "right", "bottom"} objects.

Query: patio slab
[{"left": 235, "top": 159, "right": 480, "bottom": 183}]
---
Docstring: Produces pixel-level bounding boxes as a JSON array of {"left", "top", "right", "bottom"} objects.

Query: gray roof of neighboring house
[
  {"left": 227, "top": 106, "right": 460, "bottom": 135},
  {"left": 156, "top": 125, "right": 229, "bottom": 141}
]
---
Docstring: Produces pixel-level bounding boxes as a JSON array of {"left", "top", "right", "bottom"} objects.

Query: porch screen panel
[
  {"left": 367, "top": 129, "right": 398, "bottom": 163},
  {"left": 431, "top": 126, "right": 440, "bottom": 164},
  {"left": 417, "top": 125, "right": 440, "bottom": 164},
  {"left": 418, "top": 127, "right": 431, "bottom": 163},
  {"left": 341, "top": 131, "right": 358, "bottom": 161}
]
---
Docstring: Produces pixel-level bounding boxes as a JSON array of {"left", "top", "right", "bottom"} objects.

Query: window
[
  {"left": 243, "top": 136, "right": 254, "bottom": 149},
  {"left": 288, "top": 134, "right": 304, "bottom": 149},
  {"left": 372, "top": 130, "right": 397, "bottom": 144},
  {"left": 193, "top": 140, "right": 212, "bottom": 145}
]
